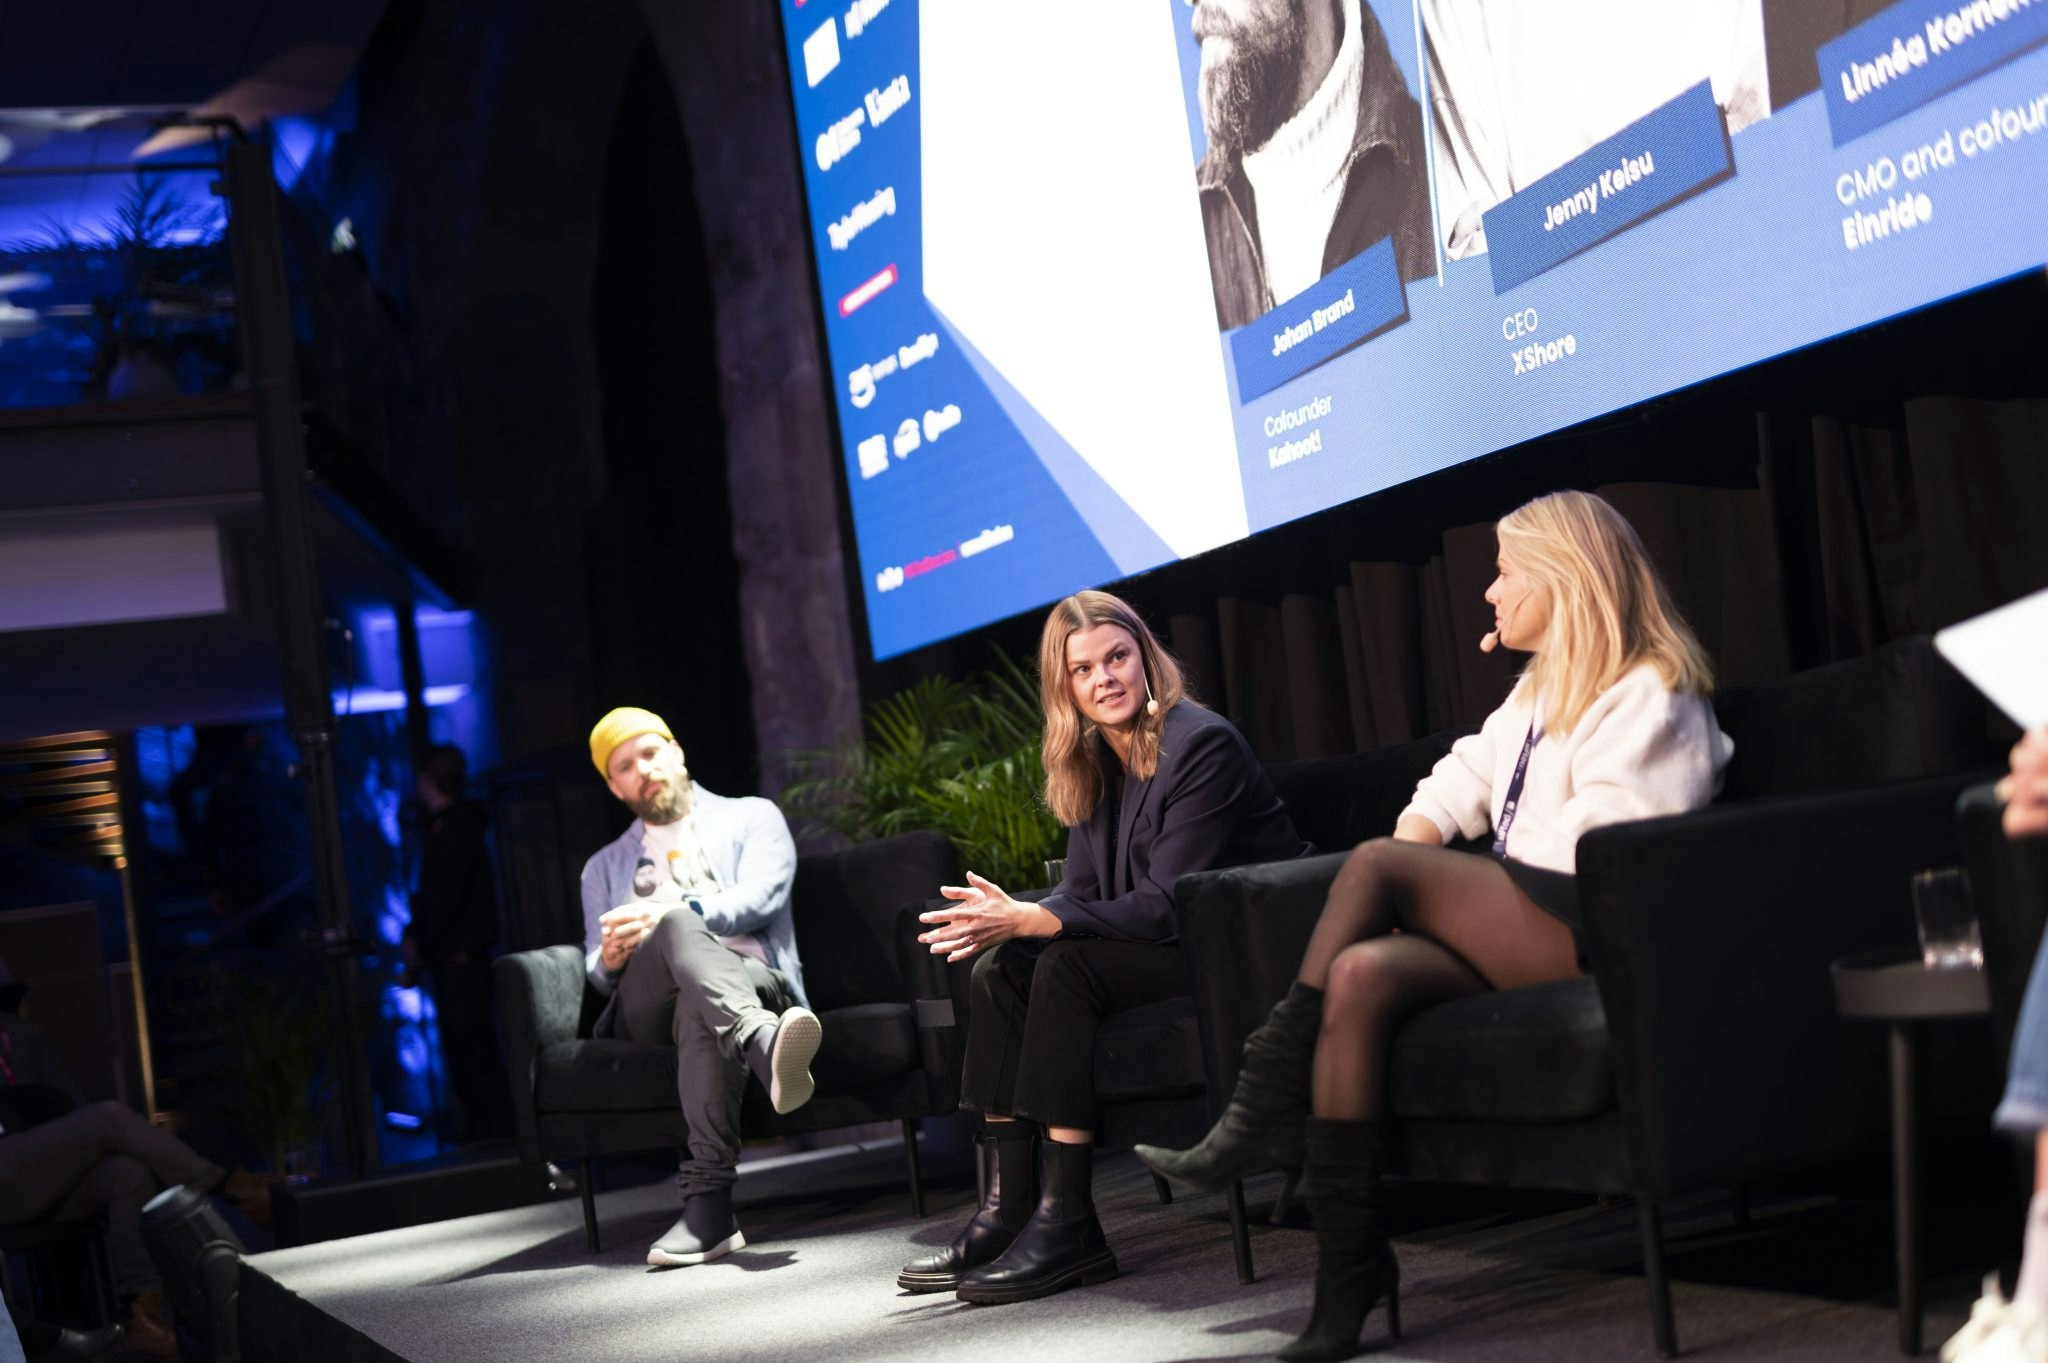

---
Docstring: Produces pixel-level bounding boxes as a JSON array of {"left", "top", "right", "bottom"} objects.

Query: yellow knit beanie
[{"left": 588, "top": 707, "right": 673, "bottom": 777}]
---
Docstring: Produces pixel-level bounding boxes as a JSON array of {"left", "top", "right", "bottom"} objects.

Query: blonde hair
[
  {"left": 1497, "top": 491, "right": 1714, "bottom": 735},
  {"left": 1038, "top": 591, "right": 1187, "bottom": 826}
]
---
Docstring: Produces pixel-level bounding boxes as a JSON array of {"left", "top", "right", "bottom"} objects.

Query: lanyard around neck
[{"left": 1491, "top": 722, "right": 1541, "bottom": 859}]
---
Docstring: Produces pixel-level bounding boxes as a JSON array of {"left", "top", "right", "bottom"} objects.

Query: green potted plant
[{"left": 780, "top": 650, "right": 1064, "bottom": 888}]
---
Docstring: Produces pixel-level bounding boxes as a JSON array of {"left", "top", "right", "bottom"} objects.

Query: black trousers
[
  {"left": 610, "top": 911, "right": 793, "bottom": 1196},
  {"left": 958, "top": 937, "right": 1190, "bottom": 1129}
]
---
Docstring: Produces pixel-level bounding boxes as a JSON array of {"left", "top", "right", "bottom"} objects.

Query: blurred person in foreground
[
  {"left": 0, "top": 974, "right": 269, "bottom": 1358},
  {"left": 1944, "top": 726, "right": 2048, "bottom": 1363}
]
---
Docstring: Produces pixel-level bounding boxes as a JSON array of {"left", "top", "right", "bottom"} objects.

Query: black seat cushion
[
  {"left": 1387, "top": 978, "right": 1613, "bottom": 1123},
  {"left": 810, "top": 1003, "right": 919, "bottom": 1088},
  {"left": 535, "top": 1002, "right": 918, "bottom": 1112},
  {"left": 537, "top": 1038, "right": 677, "bottom": 1112},
  {"left": 1094, "top": 996, "right": 1204, "bottom": 1103}
]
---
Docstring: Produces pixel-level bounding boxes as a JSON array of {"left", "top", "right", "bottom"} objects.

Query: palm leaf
[{"left": 776, "top": 645, "right": 1062, "bottom": 887}]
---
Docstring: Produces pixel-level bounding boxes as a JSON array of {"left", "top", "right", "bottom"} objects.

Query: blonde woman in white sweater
[{"left": 1139, "top": 490, "right": 1732, "bottom": 1363}]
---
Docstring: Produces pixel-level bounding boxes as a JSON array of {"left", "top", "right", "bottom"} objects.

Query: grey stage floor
[{"left": 245, "top": 1137, "right": 1987, "bottom": 1363}]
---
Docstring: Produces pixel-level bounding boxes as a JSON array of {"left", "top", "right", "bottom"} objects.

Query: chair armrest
[
  {"left": 896, "top": 902, "right": 964, "bottom": 1087},
  {"left": 493, "top": 945, "right": 587, "bottom": 1164},
  {"left": 1576, "top": 771, "right": 1984, "bottom": 1197},
  {"left": 1173, "top": 854, "right": 1349, "bottom": 1122},
  {"left": 915, "top": 883, "right": 1057, "bottom": 1046}
]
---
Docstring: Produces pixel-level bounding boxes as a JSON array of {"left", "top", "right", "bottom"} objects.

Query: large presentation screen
[{"left": 782, "top": 0, "right": 2048, "bottom": 658}]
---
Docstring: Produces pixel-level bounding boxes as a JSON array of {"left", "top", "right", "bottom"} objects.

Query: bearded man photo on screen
[{"left": 1189, "top": 0, "right": 1436, "bottom": 330}]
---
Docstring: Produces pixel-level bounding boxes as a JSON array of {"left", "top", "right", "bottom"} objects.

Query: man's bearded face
[
  {"left": 1193, "top": 0, "right": 1309, "bottom": 156},
  {"left": 627, "top": 777, "right": 690, "bottom": 826},
  {"left": 606, "top": 734, "right": 692, "bottom": 825}
]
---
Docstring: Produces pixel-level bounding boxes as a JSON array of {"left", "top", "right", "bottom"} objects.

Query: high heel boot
[
  {"left": 896, "top": 1121, "right": 1038, "bottom": 1292},
  {"left": 1135, "top": 981, "right": 1322, "bottom": 1190},
  {"left": 955, "top": 1138, "right": 1119, "bottom": 1304},
  {"left": 1278, "top": 1118, "right": 1401, "bottom": 1363}
]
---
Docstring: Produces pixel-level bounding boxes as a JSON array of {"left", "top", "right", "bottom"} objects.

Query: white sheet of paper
[{"left": 1935, "top": 585, "right": 2048, "bottom": 731}]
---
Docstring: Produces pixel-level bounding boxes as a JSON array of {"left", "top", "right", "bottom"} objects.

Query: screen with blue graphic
[{"left": 781, "top": 0, "right": 2048, "bottom": 659}]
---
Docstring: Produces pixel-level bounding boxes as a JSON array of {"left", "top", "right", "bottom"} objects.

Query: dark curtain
[
  {"left": 1132, "top": 394, "right": 2047, "bottom": 766},
  {"left": 860, "top": 277, "right": 2047, "bottom": 769}
]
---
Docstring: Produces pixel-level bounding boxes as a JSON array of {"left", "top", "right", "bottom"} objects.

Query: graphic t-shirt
[{"left": 639, "top": 815, "right": 768, "bottom": 965}]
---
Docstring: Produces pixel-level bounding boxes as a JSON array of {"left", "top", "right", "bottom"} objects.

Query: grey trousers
[
  {"left": 0, "top": 1099, "right": 224, "bottom": 1296},
  {"left": 613, "top": 910, "right": 793, "bottom": 1197}
]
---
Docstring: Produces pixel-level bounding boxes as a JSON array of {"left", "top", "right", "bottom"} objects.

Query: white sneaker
[
  {"left": 1943, "top": 1276, "right": 2048, "bottom": 1363},
  {"left": 767, "top": 1006, "right": 823, "bottom": 1115},
  {"left": 646, "top": 1191, "right": 745, "bottom": 1267}
]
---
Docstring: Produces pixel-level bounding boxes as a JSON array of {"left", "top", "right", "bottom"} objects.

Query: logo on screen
[
  {"left": 838, "top": 264, "right": 897, "bottom": 317},
  {"left": 847, "top": 330, "right": 938, "bottom": 409},
  {"left": 803, "top": 18, "right": 840, "bottom": 88},
  {"left": 857, "top": 434, "right": 888, "bottom": 480},
  {"left": 846, "top": 0, "right": 889, "bottom": 38}
]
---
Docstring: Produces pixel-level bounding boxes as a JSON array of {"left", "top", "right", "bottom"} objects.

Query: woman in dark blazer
[{"left": 896, "top": 590, "right": 1308, "bottom": 1304}]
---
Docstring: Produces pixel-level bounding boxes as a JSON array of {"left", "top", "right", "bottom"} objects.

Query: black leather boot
[
  {"left": 896, "top": 1121, "right": 1038, "bottom": 1292},
  {"left": 955, "top": 1137, "right": 1119, "bottom": 1304},
  {"left": 1278, "top": 1118, "right": 1401, "bottom": 1363},
  {"left": 1136, "top": 981, "right": 1322, "bottom": 1190}
]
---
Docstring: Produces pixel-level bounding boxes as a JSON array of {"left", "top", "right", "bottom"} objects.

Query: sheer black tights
[{"left": 1297, "top": 839, "right": 1581, "bottom": 1120}]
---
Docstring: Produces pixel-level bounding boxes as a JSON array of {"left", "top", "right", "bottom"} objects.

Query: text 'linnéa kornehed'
[{"left": 1838, "top": 0, "right": 2038, "bottom": 104}]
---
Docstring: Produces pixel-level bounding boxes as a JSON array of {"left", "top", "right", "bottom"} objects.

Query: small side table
[{"left": 1831, "top": 946, "right": 1991, "bottom": 1355}]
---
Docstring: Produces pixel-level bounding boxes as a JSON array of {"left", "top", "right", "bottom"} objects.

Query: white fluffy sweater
[{"left": 1400, "top": 664, "right": 1734, "bottom": 873}]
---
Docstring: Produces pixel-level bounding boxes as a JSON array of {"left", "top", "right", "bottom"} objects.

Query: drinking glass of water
[{"left": 1912, "top": 867, "right": 1982, "bottom": 970}]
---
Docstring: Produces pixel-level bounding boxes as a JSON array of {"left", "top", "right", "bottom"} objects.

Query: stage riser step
[{"left": 273, "top": 1153, "right": 565, "bottom": 1247}]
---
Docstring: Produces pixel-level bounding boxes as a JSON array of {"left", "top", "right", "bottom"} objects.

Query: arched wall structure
[
  {"left": 630, "top": 1, "right": 865, "bottom": 784},
  {"left": 306, "top": 0, "right": 863, "bottom": 783}
]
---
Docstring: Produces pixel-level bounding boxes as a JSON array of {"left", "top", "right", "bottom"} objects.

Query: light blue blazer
[{"left": 578, "top": 783, "right": 807, "bottom": 1009}]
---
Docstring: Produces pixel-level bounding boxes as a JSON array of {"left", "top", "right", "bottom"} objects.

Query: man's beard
[
  {"left": 1196, "top": 0, "right": 1309, "bottom": 157},
  {"left": 630, "top": 780, "right": 691, "bottom": 826}
]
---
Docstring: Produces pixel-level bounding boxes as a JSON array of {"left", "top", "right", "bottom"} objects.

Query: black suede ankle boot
[
  {"left": 896, "top": 1121, "right": 1038, "bottom": 1292},
  {"left": 1136, "top": 981, "right": 1322, "bottom": 1190},
  {"left": 954, "top": 1138, "right": 1119, "bottom": 1304},
  {"left": 1278, "top": 1118, "right": 1400, "bottom": 1363}
]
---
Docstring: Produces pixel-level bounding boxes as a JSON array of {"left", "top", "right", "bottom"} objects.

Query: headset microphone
[
  {"left": 1144, "top": 675, "right": 1160, "bottom": 717},
  {"left": 1481, "top": 594, "right": 1525, "bottom": 654}
]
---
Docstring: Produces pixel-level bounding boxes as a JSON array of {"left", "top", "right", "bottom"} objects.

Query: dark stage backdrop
[{"left": 857, "top": 278, "right": 2048, "bottom": 769}]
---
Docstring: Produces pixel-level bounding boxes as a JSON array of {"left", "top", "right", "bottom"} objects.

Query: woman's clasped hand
[{"left": 918, "top": 872, "right": 1060, "bottom": 962}]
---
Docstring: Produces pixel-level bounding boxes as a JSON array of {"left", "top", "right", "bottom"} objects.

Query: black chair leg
[
  {"left": 1637, "top": 1196, "right": 1679, "bottom": 1357},
  {"left": 1229, "top": 1179, "right": 1255, "bottom": 1284},
  {"left": 1151, "top": 1172, "right": 1173, "bottom": 1205},
  {"left": 1730, "top": 1183, "right": 1751, "bottom": 1231},
  {"left": 580, "top": 1158, "right": 601, "bottom": 1254},
  {"left": 902, "top": 1118, "right": 927, "bottom": 1218}
]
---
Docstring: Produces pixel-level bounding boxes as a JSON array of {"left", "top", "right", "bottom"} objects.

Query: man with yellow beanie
[{"left": 580, "top": 706, "right": 822, "bottom": 1267}]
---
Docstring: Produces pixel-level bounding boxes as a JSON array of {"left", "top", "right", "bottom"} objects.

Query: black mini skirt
[{"left": 1497, "top": 855, "right": 1581, "bottom": 934}]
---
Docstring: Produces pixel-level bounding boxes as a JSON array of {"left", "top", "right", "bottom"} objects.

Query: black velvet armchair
[
  {"left": 1172, "top": 637, "right": 1994, "bottom": 1355},
  {"left": 495, "top": 828, "right": 963, "bottom": 1251}
]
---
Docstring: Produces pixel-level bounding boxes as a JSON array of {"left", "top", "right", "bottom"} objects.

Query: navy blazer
[{"left": 1043, "top": 700, "right": 1310, "bottom": 944}]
